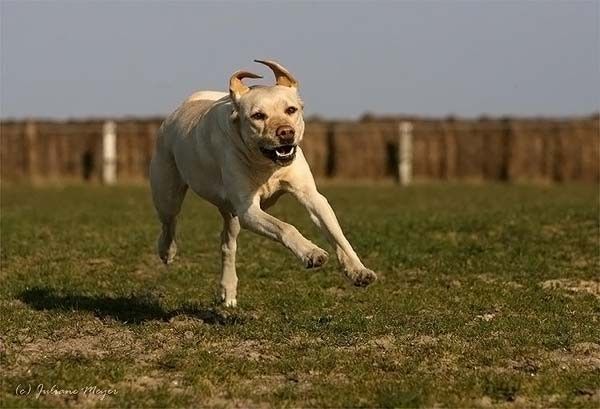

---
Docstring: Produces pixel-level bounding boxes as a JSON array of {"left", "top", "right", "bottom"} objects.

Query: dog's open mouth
[{"left": 260, "top": 144, "right": 297, "bottom": 165}]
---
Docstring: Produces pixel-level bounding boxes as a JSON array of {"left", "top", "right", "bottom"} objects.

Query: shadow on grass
[{"left": 18, "top": 287, "right": 244, "bottom": 326}]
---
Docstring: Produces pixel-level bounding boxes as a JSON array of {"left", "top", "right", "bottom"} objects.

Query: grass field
[{"left": 1, "top": 183, "right": 598, "bottom": 408}]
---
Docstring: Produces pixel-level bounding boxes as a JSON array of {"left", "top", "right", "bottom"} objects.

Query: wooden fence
[{"left": 1, "top": 116, "right": 598, "bottom": 184}]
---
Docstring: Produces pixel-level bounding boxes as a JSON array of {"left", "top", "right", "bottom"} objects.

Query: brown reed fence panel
[
  {"left": 0, "top": 122, "right": 22, "bottom": 181},
  {"left": 413, "top": 122, "right": 447, "bottom": 180},
  {"left": 330, "top": 122, "right": 397, "bottom": 179},
  {"left": 1, "top": 116, "right": 598, "bottom": 183},
  {"left": 580, "top": 117, "right": 600, "bottom": 182},
  {"left": 301, "top": 122, "right": 330, "bottom": 178}
]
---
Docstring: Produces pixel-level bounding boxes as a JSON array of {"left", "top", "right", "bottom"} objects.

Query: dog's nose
[{"left": 276, "top": 125, "right": 295, "bottom": 144}]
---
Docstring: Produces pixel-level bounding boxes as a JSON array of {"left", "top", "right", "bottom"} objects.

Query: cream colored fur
[{"left": 150, "top": 60, "right": 377, "bottom": 307}]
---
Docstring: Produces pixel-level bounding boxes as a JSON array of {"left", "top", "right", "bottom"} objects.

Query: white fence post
[
  {"left": 398, "top": 121, "right": 413, "bottom": 186},
  {"left": 102, "top": 121, "right": 117, "bottom": 185}
]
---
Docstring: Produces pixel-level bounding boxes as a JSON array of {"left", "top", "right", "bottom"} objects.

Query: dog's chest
[{"left": 257, "top": 178, "right": 283, "bottom": 201}]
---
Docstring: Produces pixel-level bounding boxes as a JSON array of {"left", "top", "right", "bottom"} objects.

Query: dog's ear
[
  {"left": 229, "top": 71, "right": 262, "bottom": 105},
  {"left": 254, "top": 59, "right": 298, "bottom": 89}
]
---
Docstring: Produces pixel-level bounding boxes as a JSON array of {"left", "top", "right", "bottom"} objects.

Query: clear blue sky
[{"left": 1, "top": 1, "right": 598, "bottom": 119}]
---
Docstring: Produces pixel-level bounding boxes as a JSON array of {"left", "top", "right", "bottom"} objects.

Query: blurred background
[{"left": 1, "top": 1, "right": 598, "bottom": 184}]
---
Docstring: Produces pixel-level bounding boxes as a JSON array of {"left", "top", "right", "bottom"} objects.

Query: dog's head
[{"left": 229, "top": 60, "right": 304, "bottom": 166}]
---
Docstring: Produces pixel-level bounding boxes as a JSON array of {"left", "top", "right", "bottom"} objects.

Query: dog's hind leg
[
  {"left": 150, "top": 152, "right": 188, "bottom": 265},
  {"left": 219, "top": 210, "right": 240, "bottom": 307}
]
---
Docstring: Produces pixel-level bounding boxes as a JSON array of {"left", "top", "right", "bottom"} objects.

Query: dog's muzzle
[{"left": 260, "top": 144, "right": 297, "bottom": 166}]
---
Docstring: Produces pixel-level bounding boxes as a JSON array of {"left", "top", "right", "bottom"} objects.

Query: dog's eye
[
  {"left": 285, "top": 106, "right": 298, "bottom": 115},
  {"left": 250, "top": 112, "right": 267, "bottom": 121}
]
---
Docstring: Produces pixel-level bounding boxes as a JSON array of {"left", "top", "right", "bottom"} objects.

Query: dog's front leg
[
  {"left": 236, "top": 199, "right": 329, "bottom": 269},
  {"left": 294, "top": 189, "right": 377, "bottom": 287},
  {"left": 219, "top": 210, "right": 240, "bottom": 307}
]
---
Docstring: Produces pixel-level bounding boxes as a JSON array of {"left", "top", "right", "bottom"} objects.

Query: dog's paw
[
  {"left": 303, "top": 247, "right": 329, "bottom": 269},
  {"left": 221, "top": 288, "right": 237, "bottom": 308},
  {"left": 158, "top": 240, "right": 177, "bottom": 265},
  {"left": 222, "top": 298, "right": 237, "bottom": 308},
  {"left": 346, "top": 268, "right": 377, "bottom": 287}
]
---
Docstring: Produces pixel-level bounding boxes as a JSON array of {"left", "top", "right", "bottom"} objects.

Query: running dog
[{"left": 150, "top": 60, "right": 377, "bottom": 307}]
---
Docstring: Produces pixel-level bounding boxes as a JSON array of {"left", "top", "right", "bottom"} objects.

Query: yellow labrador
[{"left": 150, "top": 60, "right": 377, "bottom": 307}]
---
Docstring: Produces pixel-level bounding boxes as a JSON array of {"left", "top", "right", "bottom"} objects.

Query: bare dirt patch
[
  {"left": 541, "top": 224, "right": 566, "bottom": 239},
  {"left": 476, "top": 313, "right": 497, "bottom": 322},
  {"left": 203, "top": 396, "right": 272, "bottom": 409},
  {"left": 119, "top": 370, "right": 187, "bottom": 395},
  {"left": 86, "top": 258, "right": 114, "bottom": 267},
  {"left": 208, "top": 339, "right": 280, "bottom": 362},
  {"left": 409, "top": 334, "right": 439, "bottom": 347},
  {"left": 10, "top": 326, "right": 142, "bottom": 369},
  {"left": 3, "top": 323, "right": 189, "bottom": 378},
  {"left": 546, "top": 342, "right": 600, "bottom": 371},
  {"left": 477, "top": 274, "right": 523, "bottom": 289},
  {"left": 132, "top": 253, "right": 164, "bottom": 280},
  {"left": 369, "top": 334, "right": 396, "bottom": 351},
  {"left": 541, "top": 279, "right": 600, "bottom": 298},
  {"left": 325, "top": 286, "right": 347, "bottom": 297}
]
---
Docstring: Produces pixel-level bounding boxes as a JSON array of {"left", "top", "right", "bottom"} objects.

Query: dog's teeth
[{"left": 275, "top": 146, "right": 294, "bottom": 158}]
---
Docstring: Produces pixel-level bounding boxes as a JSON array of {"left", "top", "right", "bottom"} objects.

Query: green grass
[{"left": 1, "top": 183, "right": 598, "bottom": 408}]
